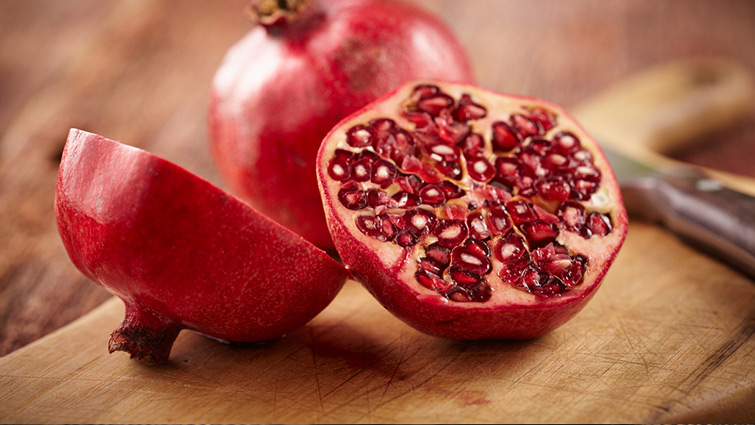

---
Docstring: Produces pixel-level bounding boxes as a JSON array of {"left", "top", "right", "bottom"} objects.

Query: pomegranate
[
  {"left": 317, "top": 81, "right": 628, "bottom": 339},
  {"left": 209, "top": 0, "right": 474, "bottom": 250},
  {"left": 55, "top": 129, "right": 349, "bottom": 364}
]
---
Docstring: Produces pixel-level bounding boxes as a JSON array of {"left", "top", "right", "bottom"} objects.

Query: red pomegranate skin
[
  {"left": 55, "top": 129, "right": 349, "bottom": 363},
  {"left": 316, "top": 81, "right": 629, "bottom": 340},
  {"left": 209, "top": 0, "right": 475, "bottom": 250}
]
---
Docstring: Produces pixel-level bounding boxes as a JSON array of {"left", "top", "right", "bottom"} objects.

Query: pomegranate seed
[
  {"left": 436, "top": 161, "right": 463, "bottom": 180},
  {"left": 370, "top": 118, "right": 396, "bottom": 134},
  {"left": 386, "top": 213, "right": 406, "bottom": 230},
  {"left": 542, "top": 153, "right": 570, "bottom": 171},
  {"left": 419, "top": 163, "right": 444, "bottom": 184},
  {"left": 536, "top": 177, "right": 571, "bottom": 201},
  {"left": 574, "top": 163, "right": 601, "bottom": 182},
  {"left": 486, "top": 206, "right": 512, "bottom": 236},
  {"left": 519, "top": 220, "right": 559, "bottom": 248},
  {"left": 404, "top": 111, "right": 434, "bottom": 130},
  {"left": 529, "top": 106, "right": 557, "bottom": 132},
  {"left": 467, "top": 211, "right": 491, "bottom": 240},
  {"left": 356, "top": 215, "right": 383, "bottom": 239},
  {"left": 525, "top": 138, "right": 552, "bottom": 156},
  {"left": 377, "top": 213, "right": 398, "bottom": 241},
  {"left": 506, "top": 200, "right": 538, "bottom": 224},
  {"left": 452, "top": 238, "right": 492, "bottom": 275},
  {"left": 404, "top": 209, "right": 437, "bottom": 236},
  {"left": 396, "top": 174, "right": 424, "bottom": 194},
  {"left": 458, "top": 132, "right": 485, "bottom": 159},
  {"left": 437, "top": 181, "right": 465, "bottom": 199},
  {"left": 444, "top": 202, "right": 468, "bottom": 220},
  {"left": 552, "top": 131, "right": 581, "bottom": 155},
  {"left": 572, "top": 148, "right": 593, "bottom": 163},
  {"left": 416, "top": 269, "right": 452, "bottom": 291},
  {"left": 410, "top": 84, "right": 441, "bottom": 101},
  {"left": 586, "top": 212, "right": 612, "bottom": 237},
  {"left": 435, "top": 109, "right": 470, "bottom": 143},
  {"left": 371, "top": 159, "right": 397, "bottom": 187},
  {"left": 448, "top": 265, "right": 482, "bottom": 287},
  {"left": 417, "top": 94, "right": 454, "bottom": 116},
  {"left": 447, "top": 266, "right": 491, "bottom": 302},
  {"left": 346, "top": 124, "right": 374, "bottom": 147},
  {"left": 348, "top": 156, "right": 372, "bottom": 182},
  {"left": 557, "top": 201, "right": 586, "bottom": 231},
  {"left": 395, "top": 229, "right": 419, "bottom": 247},
  {"left": 366, "top": 189, "right": 391, "bottom": 208},
  {"left": 510, "top": 113, "right": 542, "bottom": 138},
  {"left": 518, "top": 152, "right": 543, "bottom": 176},
  {"left": 446, "top": 284, "right": 491, "bottom": 303},
  {"left": 392, "top": 191, "right": 421, "bottom": 208},
  {"left": 562, "top": 255, "right": 587, "bottom": 286},
  {"left": 338, "top": 184, "right": 366, "bottom": 210},
  {"left": 418, "top": 184, "right": 446, "bottom": 206},
  {"left": 418, "top": 257, "right": 443, "bottom": 275},
  {"left": 390, "top": 129, "right": 417, "bottom": 164},
  {"left": 328, "top": 149, "right": 354, "bottom": 181},
  {"left": 531, "top": 276, "right": 567, "bottom": 297},
  {"left": 467, "top": 157, "right": 495, "bottom": 182},
  {"left": 499, "top": 259, "right": 529, "bottom": 285},
  {"left": 400, "top": 155, "right": 422, "bottom": 174},
  {"left": 494, "top": 231, "right": 529, "bottom": 264},
  {"left": 433, "top": 219, "right": 468, "bottom": 248},
  {"left": 425, "top": 142, "right": 461, "bottom": 162},
  {"left": 570, "top": 179, "right": 599, "bottom": 200},
  {"left": 453, "top": 94, "right": 488, "bottom": 122},
  {"left": 494, "top": 157, "right": 519, "bottom": 189},
  {"left": 519, "top": 265, "right": 548, "bottom": 292},
  {"left": 491, "top": 121, "right": 520, "bottom": 152},
  {"left": 532, "top": 244, "right": 573, "bottom": 276},
  {"left": 425, "top": 243, "right": 452, "bottom": 268}
]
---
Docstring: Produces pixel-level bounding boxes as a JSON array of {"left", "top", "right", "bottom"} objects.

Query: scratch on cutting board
[
  {"left": 309, "top": 326, "right": 325, "bottom": 414},
  {"left": 651, "top": 312, "right": 755, "bottom": 420}
]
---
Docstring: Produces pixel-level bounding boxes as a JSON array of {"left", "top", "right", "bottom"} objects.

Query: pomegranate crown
[{"left": 248, "top": 0, "right": 314, "bottom": 29}]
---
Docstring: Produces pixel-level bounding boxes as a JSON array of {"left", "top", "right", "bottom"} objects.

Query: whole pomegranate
[
  {"left": 55, "top": 129, "right": 349, "bottom": 364},
  {"left": 317, "top": 81, "right": 628, "bottom": 339},
  {"left": 209, "top": 0, "right": 474, "bottom": 250}
]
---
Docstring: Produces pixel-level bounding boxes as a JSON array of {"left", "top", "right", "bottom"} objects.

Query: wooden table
[{"left": 1, "top": 1, "right": 754, "bottom": 423}]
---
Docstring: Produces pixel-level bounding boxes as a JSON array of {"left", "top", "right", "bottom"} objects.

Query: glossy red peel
[{"left": 55, "top": 129, "right": 349, "bottom": 364}]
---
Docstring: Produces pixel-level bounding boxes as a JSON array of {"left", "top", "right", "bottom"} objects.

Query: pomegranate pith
[
  {"left": 209, "top": 0, "right": 474, "bottom": 250},
  {"left": 56, "top": 129, "right": 349, "bottom": 364},
  {"left": 317, "top": 81, "right": 628, "bottom": 340}
]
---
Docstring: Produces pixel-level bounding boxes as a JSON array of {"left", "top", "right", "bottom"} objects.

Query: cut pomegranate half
[
  {"left": 56, "top": 129, "right": 349, "bottom": 364},
  {"left": 317, "top": 81, "right": 628, "bottom": 340}
]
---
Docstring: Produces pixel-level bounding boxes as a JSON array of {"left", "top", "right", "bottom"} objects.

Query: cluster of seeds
[{"left": 328, "top": 85, "right": 613, "bottom": 301}]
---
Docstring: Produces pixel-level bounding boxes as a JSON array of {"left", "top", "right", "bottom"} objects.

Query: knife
[{"left": 572, "top": 59, "right": 755, "bottom": 279}]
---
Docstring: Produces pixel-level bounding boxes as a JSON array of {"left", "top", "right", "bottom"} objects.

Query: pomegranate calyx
[{"left": 248, "top": 0, "right": 317, "bottom": 31}]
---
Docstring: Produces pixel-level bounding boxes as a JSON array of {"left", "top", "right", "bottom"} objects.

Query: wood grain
[{"left": 1, "top": 223, "right": 754, "bottom": 423}]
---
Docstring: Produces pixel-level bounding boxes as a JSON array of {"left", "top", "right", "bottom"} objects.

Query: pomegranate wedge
[
  {"left": 317, "top": 81, "right": 628, "bottom": 339},
  {"left": 56, "top": 129, "right": 348, "bottom": 364}
]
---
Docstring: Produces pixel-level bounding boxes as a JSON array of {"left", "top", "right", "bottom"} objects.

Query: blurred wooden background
[{"left": 1, "top": 0, "right": 754, "bottom": 357}]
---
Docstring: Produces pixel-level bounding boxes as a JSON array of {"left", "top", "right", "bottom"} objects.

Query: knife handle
[{"left": 622, "top": 175, "right": 755, "bottom": 279}]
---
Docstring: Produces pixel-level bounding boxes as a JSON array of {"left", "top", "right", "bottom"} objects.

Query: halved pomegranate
[
  {"left": 55, "top": 129, "right": 349, "bottom": 364},
  {"left": 317, "top": 81, "right": 628, "bottom": 339}
]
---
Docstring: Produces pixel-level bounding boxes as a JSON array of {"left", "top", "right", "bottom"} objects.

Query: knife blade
[{"left": 600, "top": 141, "right": 755, "bottom": 279}]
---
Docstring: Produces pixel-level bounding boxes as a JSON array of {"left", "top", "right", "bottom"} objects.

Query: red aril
[
  {"left": 209, "top": 0, "right": 474, "bottom": 250},
  {"left": 55, "top": 129, "right": 349, "bottom": 364},
  {"left": 317, "top": 81, "right": 628, "bottom": 339}
]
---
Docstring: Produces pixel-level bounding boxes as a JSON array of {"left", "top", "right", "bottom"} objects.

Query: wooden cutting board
[
  {"left": 0, "top": 221, "right": 754, "bottom": 423},
  {"left": 2, "top": 61, "right": 754, "bottom": 423}
]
